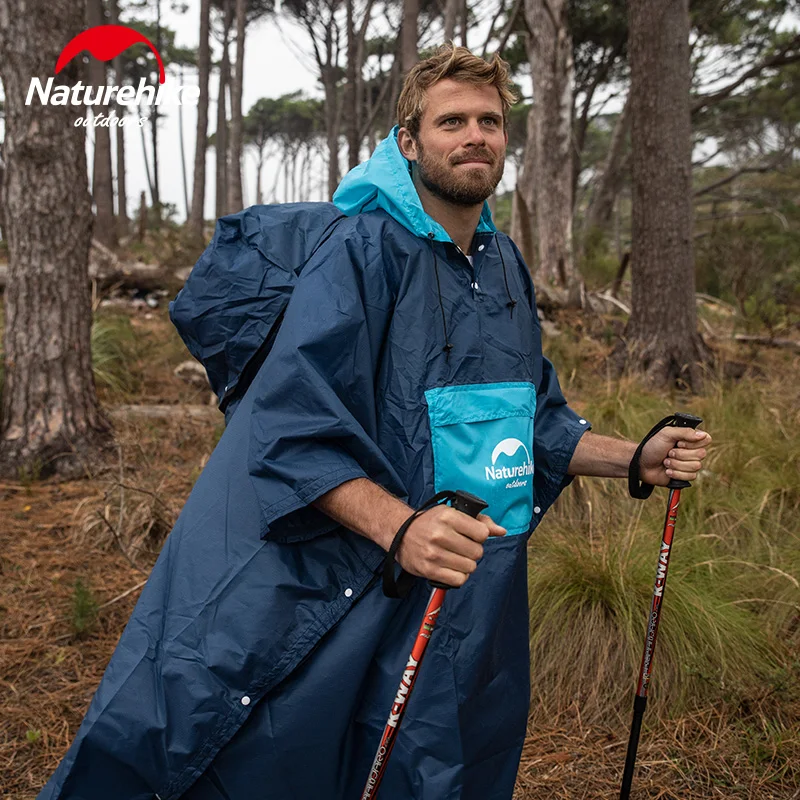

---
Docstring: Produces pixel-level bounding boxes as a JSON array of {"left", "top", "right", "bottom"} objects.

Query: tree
[
  {"left": 108, "top": 0, "right": 130, "bottom": 234},
  {"left": 401, "top": 0, "right": 420, "bottom": 74},
  {"left": 215, "top": 0, "right": 233, "bottom": 217},
  {"left": 0, "top": 0, "right": 112, "bottom": 478},
  {"left": 616, "top": 0, "right": 710, "bottom": 388},
  {"left": 523, "top": 0, "right": 580, "bottom": 295},
  {"left": 229, "top": 0, "right": 247, "bottom": 211},
  {"left": 88, "top": 0, "right": 118, "bottom": 249},
  {"left": 189, "top": 0, "right": 212, "bottom": 242}
]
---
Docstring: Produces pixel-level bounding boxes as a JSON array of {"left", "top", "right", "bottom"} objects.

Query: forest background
[{"left": 0, "top": 0, "right": 798, "bottom": 797}]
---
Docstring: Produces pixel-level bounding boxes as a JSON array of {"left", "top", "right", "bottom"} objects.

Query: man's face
[{"left": 399, "top": 78, "right": 508, "bottom": 207}]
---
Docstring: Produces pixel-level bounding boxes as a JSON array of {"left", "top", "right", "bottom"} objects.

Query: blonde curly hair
[{"left": 397, "top": 44, "right": 517, "bottom": 138}]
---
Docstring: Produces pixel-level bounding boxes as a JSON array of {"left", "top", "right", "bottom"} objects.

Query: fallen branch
[
  {"left": 110, "top": 404, "right": 219, "bottom": 420},
  {"left": 98, "top": 580, "right": 148, "bottom": 610},
  {"left": 733, "top": 334, "right": 800, "bottom": 352}
]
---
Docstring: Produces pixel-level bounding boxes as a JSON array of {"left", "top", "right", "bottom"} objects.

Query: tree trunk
[
  {"left": 582, "top": 98, "right": 631, "bottom": 245},
  {"left": 87, "top": 0, "right": 117, "bottom": 249},
  {"left": 459, "top": 0, "right": 468, "bottom": 47},
  {"left": 510, "top": 104, "right": 537, "bottom": 269},
  {"left": 401, "top": 0, "right": 420, "bottom": 75},
  {"left": 616, "top": 0, "right": 710, "bottom": 389},
  {"left": 140, "top": 117, "right": 154, "bottom": 203},
  {"left": 255, "top": 147, "right": 264, "bottom": 205},
  {"left": 228, "top": 0, "right": 246, "bottom": 212},
  {"left": 215, "top": 0, "right": 233, "bottom": 218},
  {"left": 322, "top": 69, "right": 340, "bottom": 200},
  {"left": 524, "top": 0, "right": 579, "bottom": 296},
  {"left": 178, "top": 65, "right": 190, "bottom": 220},
  {"left": 150, "top": 0, "right": 162, "bottom": 221},
  {"left": 0, "top": 149, "right": 6, "bottom": 238},
  {"left": 108, "top": 0, "right": 129, "bottom": 235},
  {"left": 444, "top": 0, "right": 458, "bottom": 41},
  {"left": 0, "top": 0, "right": 112, "bottom": 479},
  {"left": 189, "top": 0, "right": 211, "bottom": 242},
  {"left": 345, "top": 0, "right": 359, "bottom": 170}
]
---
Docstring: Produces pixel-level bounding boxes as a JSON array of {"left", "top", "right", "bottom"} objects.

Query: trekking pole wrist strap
[
  {"left": 381, "top": 491, "right": 456, "bottom": 599},
  {"left": 628, "top": 412, "right": 704, "bottom": 500},
  {"left": 381, "top": 490, "right": 488, "bottom": 598}
]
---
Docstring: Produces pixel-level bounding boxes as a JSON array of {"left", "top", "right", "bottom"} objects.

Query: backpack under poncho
[{"left": 169, "top": 202, "right": 344, "bottom": 421}]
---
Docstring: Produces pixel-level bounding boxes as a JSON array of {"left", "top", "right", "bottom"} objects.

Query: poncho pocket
[{"left": 424, "top": 382, "right": 536, "bottom": 536}]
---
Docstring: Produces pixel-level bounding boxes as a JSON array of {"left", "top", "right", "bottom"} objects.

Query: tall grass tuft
[
  {"left": 529, "top": 346, "right": 799, "bottom": 726},
  {"left": 91, "top": 313, "right": 141, "bottom": 396}
]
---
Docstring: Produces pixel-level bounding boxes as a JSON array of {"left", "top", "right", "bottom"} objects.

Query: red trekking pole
[
  {"left": 360, "top": 490, "right": 488, "bottom": 800},
  {"left": 620, "top": 412, "right": 703, "bottom": 799}
]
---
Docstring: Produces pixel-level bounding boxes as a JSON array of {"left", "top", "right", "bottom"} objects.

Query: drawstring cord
[
  {"left": 429, "top": 234, "right": 454, "bottom": 359},
  {"left": 495, "top": 234, "right": 518, "bottom": 319}
]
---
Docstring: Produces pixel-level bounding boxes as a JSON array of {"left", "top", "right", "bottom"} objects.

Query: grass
[{"left": 528, "top": 336, "right": 800, "bottom": 745}]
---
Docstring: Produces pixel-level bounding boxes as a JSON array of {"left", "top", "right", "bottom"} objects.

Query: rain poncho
[{"left": 39, "top": 128, "right": 590, "bottom": 800}]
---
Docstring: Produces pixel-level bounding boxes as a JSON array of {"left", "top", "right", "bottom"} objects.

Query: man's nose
[{"left": 462, "top": 119, "right": 487, "bottom": 146}]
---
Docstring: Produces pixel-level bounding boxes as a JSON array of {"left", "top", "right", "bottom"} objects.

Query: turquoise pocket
[{"left": 425, "top": 383, "right": 536, "bottom": 536}]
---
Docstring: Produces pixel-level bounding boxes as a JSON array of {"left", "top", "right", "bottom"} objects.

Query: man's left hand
[{"left": 639, "top": 427, "right": 712, "bottom": 486}]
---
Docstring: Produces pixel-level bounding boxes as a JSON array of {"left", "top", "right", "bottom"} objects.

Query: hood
[{"left": 333, "top": 125, "right": 497, "bottom": 243}]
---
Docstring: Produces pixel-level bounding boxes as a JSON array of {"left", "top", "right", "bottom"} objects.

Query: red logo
[{"left": 55, "top": 25, "right": 165, "bottom": 84}]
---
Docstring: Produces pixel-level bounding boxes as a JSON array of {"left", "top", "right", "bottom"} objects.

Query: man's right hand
[
  {"left": 314, "top": 477, "right": 505, "bottom": 588},
  {"left": 397, "top": 506, "right": 506, "bottom": 588}
]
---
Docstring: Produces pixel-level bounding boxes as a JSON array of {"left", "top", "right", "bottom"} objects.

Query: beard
[{"left": 414, "top": 139, "right": 505, "bottom": 207}]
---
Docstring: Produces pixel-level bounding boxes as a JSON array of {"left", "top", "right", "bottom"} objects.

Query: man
[{"left": 40, "top": 46, "right": 710, "bottom": 800}]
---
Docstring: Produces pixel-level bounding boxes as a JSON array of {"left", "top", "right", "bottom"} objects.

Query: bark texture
[
  {"left": 510, "top": 105, "right": 537, "bottom": 270},
  {"left": 523, "top": 0, "right": 578, "bottom": 292},
  {"left": 87, "top": 0, "right": 117, "bottom": 249},
  {"left": 108, "top": 0, "right": 129, "bottom": 233},
  {"left": 228, "top": 0, "right": 246, "bottom": 212},
  {"left": 0, "top": 0, "right": 112, "bottom": 478},
  {"left": 215, "top": 0, "right": 233, "bottom": 218},
  {"left": 617, "top": 0, "right": 710, "bottom": 389},
  {"left": 400, "top": 0, "right": 420, "bottom": 74},
  {"left": 581, "top": 97, "right": 630, "bottom": 251},
  {"left": 189, "top": 0, "right": 211, "bottom": 242}
]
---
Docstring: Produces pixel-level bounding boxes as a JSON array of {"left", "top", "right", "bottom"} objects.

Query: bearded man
[{"left": 40, "top": 45, "right": 710, "bottom": 800}]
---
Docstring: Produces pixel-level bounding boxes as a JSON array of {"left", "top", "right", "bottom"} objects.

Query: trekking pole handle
[
  {"left": 429, "top": 491, "right": 488, "bottom": 590},
  {"left": 629, "top": 412, "right": 704, "bottom": 499},
  {"left": 666, "top": 413, "right": 703, "bottom": 490}
]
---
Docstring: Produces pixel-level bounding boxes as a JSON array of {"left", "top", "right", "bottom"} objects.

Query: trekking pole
[
  {"left": 620, "top": 412, "right": 703, "bottom": 800},
  {"left": 361, "top": 489, "right": 488, "bottom": 800}
]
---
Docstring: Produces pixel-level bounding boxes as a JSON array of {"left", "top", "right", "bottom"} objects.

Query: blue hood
[{"left": 333, "top": 125, "right": 497, "bottom": 242}]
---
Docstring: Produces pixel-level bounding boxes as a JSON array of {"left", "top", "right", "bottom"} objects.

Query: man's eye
[
  {"left": 482, "top": 118, "right": 498, "bottom": 126},
  {"left": 443, "top": 118, "right": 460, "bottom": 126}
]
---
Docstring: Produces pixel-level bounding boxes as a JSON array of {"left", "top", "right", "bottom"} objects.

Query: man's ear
[{"left": 397, "top": 127, "right": 418, "bottom": 162}]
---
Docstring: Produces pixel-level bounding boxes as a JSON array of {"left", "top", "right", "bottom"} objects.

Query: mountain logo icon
[{"left": 491, "top": 438, "right": 530, "bottom": 465}]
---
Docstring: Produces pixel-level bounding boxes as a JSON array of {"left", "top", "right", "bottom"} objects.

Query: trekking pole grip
[
  {"left": 666, "top": 413, "right": 703, "bottom": 490},
  {"left": 429, "top": 491, "right": 488, "bottom": 589},
  {"left": 628, "top": 412, "right": 703, "bottom": 500}
]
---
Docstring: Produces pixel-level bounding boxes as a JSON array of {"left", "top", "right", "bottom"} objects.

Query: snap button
[
  {"left": 579, "top": 419, "right": 587, "bottom": 425},
  {"left": 534, "top": 506, "right": 541, "bottom": 514},
  {"left": 344, "top": 588, "right": 353, "bottom": 598},
  {"left": 478, "top": 244, "right": 485, "bottom": 251},
  {"left": 241, "top": 696, "right": 251, "bottom": 706}
]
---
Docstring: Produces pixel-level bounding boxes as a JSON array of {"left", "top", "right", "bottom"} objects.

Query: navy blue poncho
[{"left": 39, "top": 128, "right": 590, "bottom": 800}]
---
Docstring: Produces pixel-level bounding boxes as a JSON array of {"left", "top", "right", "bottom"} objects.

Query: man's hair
[{"left": 397, "top": 44, "right": 517, "bottom": 138}]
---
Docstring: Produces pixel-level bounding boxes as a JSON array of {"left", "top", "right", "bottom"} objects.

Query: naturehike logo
[
  {"left": 485, "top": 438, "right": 534, "bottom": 489},
  {"left": 25, "top": 25, "right": 199, "bottom": 128},
  {"left": 57, "top": 25, "right": 166, "bottom": 84}
]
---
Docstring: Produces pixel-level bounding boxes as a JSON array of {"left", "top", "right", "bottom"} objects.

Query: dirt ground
[{"left": 1, "top": 309, "right": 797, "bottom": 799}]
